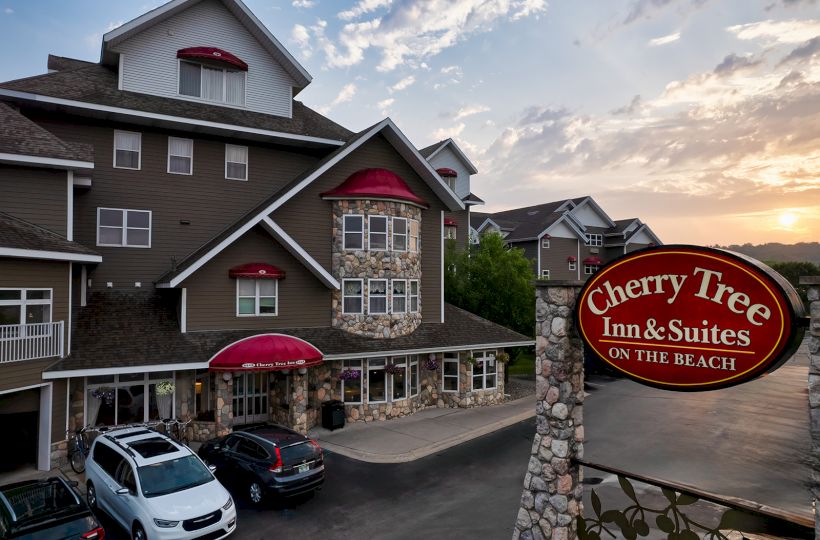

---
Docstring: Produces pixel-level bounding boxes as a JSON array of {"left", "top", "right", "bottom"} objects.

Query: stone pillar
[
  {"left": 800, "top": 276, "right": 820, "bottom": 539},
  {"left": 215, "top": 372, "right": 233, "bottom": 436},
  {"left": 289, "top": 371, "right": 309, "bottom": 434},
  {"left": 514, "top": 282, "right": 585, "bottom": 540}
]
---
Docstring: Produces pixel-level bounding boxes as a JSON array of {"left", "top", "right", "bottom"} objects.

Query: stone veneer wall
[
  {"left": 515, "top": 283, "right": 585, "bottom": 540},
  {"left": 439, "top": 351, "right": 506, "bottom": 408},
  {"left": 331, "top": 200, "right": 422, "bottom": 339},
  {"left": 801, "top": 276, "right": 820, "bottom": 538}
]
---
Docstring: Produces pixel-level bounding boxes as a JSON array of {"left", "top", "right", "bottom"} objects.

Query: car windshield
[
  {"left": 137, "top": 455, "right": 213, "bottom": 498},
  {"left": 1, "top": 480, "right": 81, "bottom": 525}
]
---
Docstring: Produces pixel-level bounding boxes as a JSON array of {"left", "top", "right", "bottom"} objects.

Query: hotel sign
[{"left": 576, "top": 246, "right": 804, "bottom": 391}]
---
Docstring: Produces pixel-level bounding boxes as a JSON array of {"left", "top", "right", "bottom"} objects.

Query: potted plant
[
  {"left": 155, "top": 380, "right": 175, "bottom": 420},
  {"left": 88, "top": 387, "right": 114, "bottom": 426},
  {"left": 384, "top": 363, "right": 401, "bottom": 375},
  {"left": 340, "top": 369, "right": 361, "bottom": 381},
  {"left": 465, "top": 356, "right": 478, "bottom": 366},
  {"left": 424, "top": 357, "right": 439, "bottom": 371},
  {"left": 495, "top": 352, "right": 510, "bottom": 363}
]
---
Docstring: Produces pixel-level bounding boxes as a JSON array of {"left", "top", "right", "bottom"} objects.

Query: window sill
[
  {"left": 113, "top": 165, "right": 141, "bottom": 171},
  {"left": 96, "top": 244, "right": 151, "bottom": 249},
  {"left": 225, "top": 176, "right": 248, "bottom": 182}
]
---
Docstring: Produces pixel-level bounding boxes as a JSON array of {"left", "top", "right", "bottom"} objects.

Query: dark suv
[{"left": 198, "top": 424, "right": 324, "bottom": 505}]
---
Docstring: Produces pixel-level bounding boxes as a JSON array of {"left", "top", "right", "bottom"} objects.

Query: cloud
[
  {"left": 727, "top": 19, "right": 820, "bottom": 44},
  {"left": 713, "top": 53, "right": 762, "bottom": 76},
  {"left": 452, "top": 104, "right": 491, "bottom": 120},
  {"left": 291, "top": 24, "right": 311, "bottom": 56},
  {"left": 305, "top": 0, "right": 547, "bottom": 71},
  {"left": 433, "top": 122, "right": 466, "bottom": 140},
  {"left": 611, "top": 95, "right": 643, "bottom": 115},
  {"left": 622, "top": 0, "right": 708, "bottom": 26},
  {"left": 388, "top": 75, "right": 415, "bottom": 93},
  {"left": 83, "top": 21, "right": 124, "bottom": 50},
  {"left": 3, "top": 7, "right": 13, "bottom": 14},
  {"left": 317, "top": 83, "right": 357, "bottom": 114},
  {"left": 779, "top": 36, "right": 820, "bottom": 65},
  {"left": 377, "top": 97, "right": 395, "bottom": 115},
  {"left": 292, "top": 0, "right": 316, "bottom": 7},
  {"left": 648, "top": 31, "right": 681, "bottom": 46}
]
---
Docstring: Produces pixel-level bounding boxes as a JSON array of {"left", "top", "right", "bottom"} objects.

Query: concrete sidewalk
[{"left": 307, "top": 396, "right": 536, "bottom": 463}]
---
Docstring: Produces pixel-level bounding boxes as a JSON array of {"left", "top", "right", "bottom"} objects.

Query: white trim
[
  {"left": 541, "top": 238, "right": 550, "bottom": 249},
  {"left": 235, "top": 277, "right": 278, "bottom": 317},
  {"left": 262, "top": 217, "right": 339, "bottom": 289},
  {"left": 442, "top": 353, "right": 459, "bottom": 393},
  {"left": 391, "top": 279, "right": 407, "bottom": 314},
  {"left": 367, "top": 215, "right": 388, "bottom": 252},
  {"left": 0, "top": 382, "right": 50, "bottom": 395},
  {"left": 367, "top": 278, "right": 388, "bottom": 315},
  {"left": 423, "top": 138, "right": 479, "bottom": 174},
  {"left": 392, "top": 216, "right": 408, "bottom": 252},
  {"left": 470, "top": 350, "right": 498, "bottom": 392},
  {"left": 37, "top": 383, "right": 53, "bottom": 471},
  {"left": 341, "top": 278, "right": 364, "bottom": 315},
  {"left": 440, "top": 211, "right": 444, "bottom": 323},
  {"left": 96, "top": 207, "right": 152, "bottom": 248},
  {"left": 340, "top": 359, "right": 363, "bottom": 404},
  {"left": 408, "top": 279, "right": 420, "bottom": 313},
  {"left": 67, "top": 264, "right": 72, "bottom": 356},
  {"left": 536, "top": 214, "right": 588, "bottom": 244},
  {"left": 180, "top": 287, "right": 187, "bottom": 333},
  {"left": 66, "top": 171, "right": 74, "bottom": 241},
  {"left": 117, "top": 53, "right": 124, "bottom": 90},
  {"left": 568, "top": 196, "right": 616, "bottom": 228},
  {"left": 577, "top": 241, "right": 581, "bottom": 280},
  {"left": 537, "top": 237, "right": 541, "bottom": 275},
  {"left": 177, "top": 58, "right": 248, "bottom": 108},
  {"left": 366, "top": 358, "right": 387, "bottom": 404},
  {"left": 342, "top": 214, "right": 364, "bottom": 251},
  {"left": 0, "top": 152, "right": 94, "bottom": 170},
  {"left": 113, "top": 130, "right": 141, "bottom": 170},
  {"left": 0, "top": 247, "right": 102, "bottom": 263},
  {"left": 225, "top": 143, "right": 249, "bottom": 181},
  {"left": 167, "top": 136, "right": 193, "bottom": 175},
  {"left": 0, "top": 89, "right": 342, "bottom": 147},
  {"left": 44, "top": 362, "right": 201, "bottom": 379},
  {"left": 80, "top": 265, "right": 87, "bottom": 307},
  {"left": 325, "top": 341, "right": 535, "bottom": 361},
  {"left": 65, "top": 377, "right": 71, "bottom": 436},
  {"left": 73, "top": 176, "right": 92, "bottom": 187},
  {"left": 541, "top": 269, "right": 550, "bottom": 279},
  {"left": 624, "top": 224, "right": 663, "bottom": 247},
  {"left": 322, "top": 196, "right": 428, "bottom": 210}
]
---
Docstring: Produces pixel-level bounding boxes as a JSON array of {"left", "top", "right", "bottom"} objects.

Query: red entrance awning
[
  {"left": 583, "top": 256, "right": 603, "bottom": 265},
  {"left": 177, "top": 47, "right": 249, "bottom": 70},
  {"left": 228, "top": 263, "right": 285, "bottom": 279},
  {"left": 209, "top": 334, "right": 323, "bottom": 371}
]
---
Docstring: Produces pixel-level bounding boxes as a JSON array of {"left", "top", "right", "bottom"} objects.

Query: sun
[{"left": 778, "top": 211, "right": 798, "bottom": 228}]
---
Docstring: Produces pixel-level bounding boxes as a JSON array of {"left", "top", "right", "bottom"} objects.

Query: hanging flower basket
[
  {"left": 340, "top": 369, "right": 361, "bottom": 381},
  {"left": 424, "top": 357, "right": 439, "bottom": 371},
  {"left": 495, "top": 352, "right": 510, "bottom": 363},
  {"left": 384, "top": 363, "right": 401, "bottom": 375},
  {"left": 156, "top": 380, "right": 175, "bottom": 396},
  {"left": 91, "top": 388, "right": 115, "bottom": 405},
  {"left": 465, "top": 356, "right": 478, "bottom": 366}
]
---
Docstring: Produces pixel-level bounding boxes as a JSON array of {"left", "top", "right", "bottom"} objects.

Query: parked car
[
  {"left": 0, "top": 476, "right": 104, "bottom": 540},
  {"left": 84, "top": 426, "right": 236, "bottom": 540},
  {"left": 198, "top": 424, "right": 324, "bottom": 505}
]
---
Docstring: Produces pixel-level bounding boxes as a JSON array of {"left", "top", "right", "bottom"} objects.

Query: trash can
[{"left": 321, "top": 400, "right": 345, "bottom": 431}]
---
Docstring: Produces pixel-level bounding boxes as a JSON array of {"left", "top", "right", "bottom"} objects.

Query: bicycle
[
  {"left": 67, "top": 425, "right": 99, "bottom": 473},
  {"left": 160, "top": 418, "right": 192, "bottom": 446}
]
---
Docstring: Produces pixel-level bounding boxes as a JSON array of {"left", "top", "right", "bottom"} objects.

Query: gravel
[{"left": 506, "top": 374, "right": 535, "bottom": 401}]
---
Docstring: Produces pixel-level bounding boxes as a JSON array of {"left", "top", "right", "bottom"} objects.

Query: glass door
[{"left": 232, "top": 372, "right": 269, "bottom": 426}]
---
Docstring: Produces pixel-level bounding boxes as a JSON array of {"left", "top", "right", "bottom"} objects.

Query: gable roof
[
  {"left": 156, "top": 118, "right": 465, "bottom": 288},
  {"left": 419, "top": 138, "right": 478, "bottom": 174},
  {"left": 100, "top": 0, "right": 311, "bottom": 93},
  {"left": 0, "top": 212, "right": 101, "bottom": 263},
  {"left": 625, "top": 223, "right": 663, "bottom": 246},
  {"left": 567, "top": 196, "right": 616, "bottom": 228},
  {"left": 0, "top": 64, "right": 350, "bottom": 146},
  {"left": 0, "top": 102, "right": 94, "bottom": 169}
]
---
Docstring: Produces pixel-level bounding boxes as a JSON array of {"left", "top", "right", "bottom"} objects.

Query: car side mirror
[
  {"left": 208, "top": 464, "right": 217, "bottom": 473},
  {"left": 116, "top": 487, "right": 130, "bottom": 496}
]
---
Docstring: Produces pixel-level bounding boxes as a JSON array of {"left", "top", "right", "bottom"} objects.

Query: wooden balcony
[{"left": 0, "top": 321, "right": 64, "bottom": 363}]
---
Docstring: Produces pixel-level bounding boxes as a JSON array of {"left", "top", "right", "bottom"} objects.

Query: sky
[{"left": 0, "top": 0, "right": 818, "bottom": 246}]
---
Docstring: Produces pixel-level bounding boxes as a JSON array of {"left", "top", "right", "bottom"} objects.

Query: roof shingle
[
  {"left": 0, "top": 212, "right": 99, "bottom": 256},
  {"left": 0, "top": 102, "right": 93, "bottom": 162}
]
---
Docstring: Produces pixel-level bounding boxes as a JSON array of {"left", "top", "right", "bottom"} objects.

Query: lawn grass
[{"left": 506, "top": 350, "right": 536, "bottom": 376}]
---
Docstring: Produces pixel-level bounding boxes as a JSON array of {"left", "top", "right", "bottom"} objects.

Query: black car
[
  {"left": 199, "top": 424, "right": 324, "bottom": 505},
  {"left": 0, "top": 477, "right": 104, "bottom": 540}
]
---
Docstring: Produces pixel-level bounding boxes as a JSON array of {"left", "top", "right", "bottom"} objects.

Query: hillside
[{"left": 713, "top": 242, "right": 820, "bottom": 264}]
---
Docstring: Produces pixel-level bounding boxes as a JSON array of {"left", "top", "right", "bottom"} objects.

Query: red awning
[
  {"left": 583, "top": 256, "right": 603, "bottom": 265},
  {"left": 177, "top": 47, "right": 248, "bottom": 71},
  {"left": 228, "top": 263, "right": 285, "bottom": 279},
  {"left": 444, "top": 218, "right": 457, "bottom": 226},
  {"left": 209, "top": 334, "right": 323, "bottom": 371},
  {"left": 321, "top": 168, "right": 428, "bottom": 208},
  {"left": 567, "top": 256, "right": 577, "bottom": 262},
  {"left": 436, "top": 167, "right": 457, "bottom": 177}
]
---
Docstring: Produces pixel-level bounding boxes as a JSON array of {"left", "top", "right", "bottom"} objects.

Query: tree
[
  {"left": 765, "top": 260, "right": 820, "bottom": 307},
  {"left": 444, "top": 232, "right": 535, "bottom": 337}
]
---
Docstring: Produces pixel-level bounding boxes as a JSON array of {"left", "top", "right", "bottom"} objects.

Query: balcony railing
[{"left": 0, "top": 321, "right": 64, "bottom": 364}]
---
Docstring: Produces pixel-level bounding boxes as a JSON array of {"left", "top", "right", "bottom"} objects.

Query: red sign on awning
[
  {"left": 209, "top": 334, "right": 323, "bottom": 371},
  {"left": 444, "top": 218, "right": 457, "bottom": 226},
  {"left": 583, "top": 256, "right": 602, "bottom": 265},
  {"left": 177, "top": 47, "right": 248, "bottom": 70}
]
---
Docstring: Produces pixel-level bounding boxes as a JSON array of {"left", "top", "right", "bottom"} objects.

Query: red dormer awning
[
  {"left": 436, "top": 167, "right": 457, "bottom": 177},
  {"left": 583, "top": 256, "right": 603, "bottom": 265},
  {"left": 567, "top": 256, "right": 577, "bottom": 262},
  {"left": 209, "top": 334, "right": 323, "bottom": 372},
  {"left": 177, "top": 47, "right": 248, "bottom": 71},
  {"left": 321, "top": 168, "right": 429, "bottom": 208},
  {"left": 444, "top": 218, "right": 457, "bottom": 226},
  {"left": 229, "top": 263, "right": 285, "bottom": 279}
]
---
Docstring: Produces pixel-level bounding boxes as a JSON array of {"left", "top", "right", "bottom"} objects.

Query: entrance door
[
  {"left": 232, "top": 372, "right": 269, "bottom": 426},
  {"left": 0, "top": 389, "right": 39, "bottom": 472}
]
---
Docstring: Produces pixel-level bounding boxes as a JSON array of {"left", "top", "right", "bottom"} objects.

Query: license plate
[{"left": 296, "top": 463, "right": 309, "bottom": 474}]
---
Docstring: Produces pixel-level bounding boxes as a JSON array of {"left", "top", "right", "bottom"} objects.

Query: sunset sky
[{"left": 1, "top": 0, "right": 817, "bottom": 245}]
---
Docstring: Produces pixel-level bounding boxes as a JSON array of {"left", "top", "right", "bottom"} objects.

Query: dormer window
[{"left": 178, "top": 59, "right": 246, "bottom": 106}]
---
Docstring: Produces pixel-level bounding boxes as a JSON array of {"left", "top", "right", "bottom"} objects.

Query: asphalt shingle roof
[
  {"left": 47, "top": 292, "right": 532, "bottom": 373},
  {"left": 0, "top": 212, "right": 99, "bottom": 256},
  {"left": 0, "top": 102, "right": 93, "bottom": 161}
]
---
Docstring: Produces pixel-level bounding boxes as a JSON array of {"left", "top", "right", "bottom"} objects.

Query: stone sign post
[
  {"left": 800, "top": 276, "right": 820, "bottom": 538},
  {"left": 514, "top": 281, "right": 585, "bottom": 540}
]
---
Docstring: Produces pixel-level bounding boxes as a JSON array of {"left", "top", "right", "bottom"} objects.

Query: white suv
[{"left": 85, "top": 426, "right": 237, "bottom": 540}]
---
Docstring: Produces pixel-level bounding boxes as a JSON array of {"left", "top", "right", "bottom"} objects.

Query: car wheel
[
  {"left": 132, "top": 522, "right": 147, "bottom": 540},
  {"left": 86, "top": 482, "right": 97, "bottom": 510},
  {"left": 248, "top": 480, "right": 264, "bottom": 505}
]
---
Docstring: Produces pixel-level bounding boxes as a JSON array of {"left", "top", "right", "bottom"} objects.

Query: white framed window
[
  {"left": 113, "top": 130, "right": 141, "bottom": 170},
  {"left": 178, "top": 60, "right": 246, "bottom": 106},
  {"left": 97, "top": 208, "right": 151, "bottom": 248},
  {"left": 409, "top": 356, "right": 419, "bottom": 397},
  {"left": 585, "top": 233, "right": 603, "bottom": 247},
  {"left": 167, "top": 137, "right": 193, "bottom": 175},
  {"left": 584, "top": 264, "right": 599, "bottom": 275},
  {"left": 409, "top": 280, "right": 420, "bottom": 313},
  {"left": 369, "top": 215, "right": 388, "bottom": 251},
  {"left": 392, "top": 217, "right": 407, "bottom": 251},
  {"left": 367, "top": 359, "right": 387, "bottom": 403},
  {"left": 443, "top": 353, "right": 459, "bottom": 393},
  {"left": 392, "top": 280, "right": 407, "bottom": 313},
  {"left": 236, "top": 278, "right": 277, "bottom": 316},
  {"left": 86, "top": 372, "right": 174, "bottom": 425},
  {"left": 225, "top": 144, "right": 248, "bottom": 181},
  {"left": 569, "top": 260, "right": 577, "bottom": 271},
  {"left": 445, "top": 176, "right": 457, "bottom": 191},
  {"left": 390, "top": 356, "right": 407, "bottom": 401},
  {"left": 343, "top": 215, "right": 364, "bottom": 250},
  {"left": 0, "top": 289, "right": 52, "bottom": 335},
  {"left": 342, "top": 279, "right": 363, "bottom": 314},
  {"left": 541, "top": 269, "right": 550, "bottom": 279},
  {"left": 471, "top": 350, "right": 497, "bottom": 391},
  {"left": 445, "top": 225, "right": 457, "bottom": 240},
  {"left": 341, "top": 359, "right": 362, "bottom": 404},
  {"left": 541, "top": 238, "right": 550, "bottom": 249},
  {"left": 408, "top": 219, "right": 420, "bottom": 252},
  {"left": 368, "top": 279, "right": 388, "bottom": 314}
]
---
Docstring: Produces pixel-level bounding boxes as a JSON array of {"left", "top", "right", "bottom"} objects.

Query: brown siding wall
[
  {"left": 540, "top": 237, "right": 579, "bottom": 280},
  {"left": 51, "top": 379, "right": 67, "bottom": 442},
  {"left": 444, "top": 208, "right": 469, "bottom": 252},
  {"left": 31, "top": 115, "right": 321, "bottom": 291},
  {"left": 273, "top": 135, "right": 446, "bottom": 322},
  {"left": 183, "top": 226, "right": 329, "bottom": 330},
  {"left": 579, "top": 226, "right": 607, "bottom": 280},
  {"left": 0, "top": 165, "right": 67, "bottom": 236}
]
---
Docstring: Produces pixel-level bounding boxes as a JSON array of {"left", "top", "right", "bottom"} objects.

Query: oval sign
[{"left": 576, "top": 245, "right": 804, "bottom": 391}]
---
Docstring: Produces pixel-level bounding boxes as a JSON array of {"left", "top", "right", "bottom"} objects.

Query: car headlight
[
  {"left": 153, "top": 518, "right": 180, "bottom": 528},
  {"left": 222, "top": 497, "right": 234, "bottom": 511}
]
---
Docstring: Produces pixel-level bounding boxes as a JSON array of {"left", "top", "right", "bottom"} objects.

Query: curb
[{"left": 316, "top": 406, "right": 536, "bottom": 464}]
